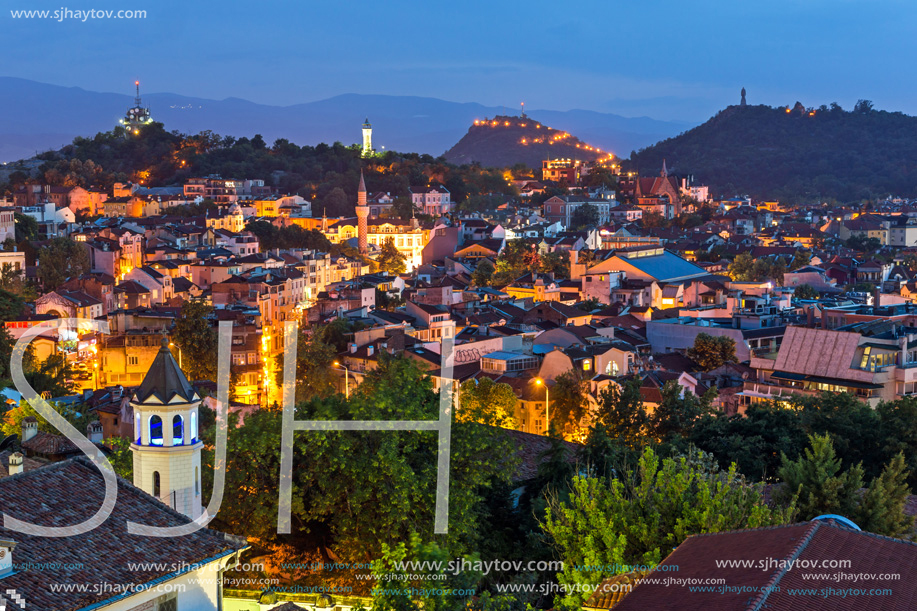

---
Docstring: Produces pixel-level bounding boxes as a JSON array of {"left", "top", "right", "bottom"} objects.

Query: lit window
[{"left": 149, "top": 415, "right": 163, "bottom": 446}]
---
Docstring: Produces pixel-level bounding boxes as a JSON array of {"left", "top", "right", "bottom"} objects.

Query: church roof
[{"left": 133, "top": 337, "right": 199, "bottom": 404}]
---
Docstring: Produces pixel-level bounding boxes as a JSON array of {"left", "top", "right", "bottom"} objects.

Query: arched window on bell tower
[
  {"left": 149, "top": 415, "right": 163, "bottom": 446},
  {"left": 172, "top": 415, "right": 184, "bottom": 446},
  {"left": 153, "top": 471, "right": 161, "bottom": 497},
  {"left": 134, "top": 412, "right": 141, "bottom": 443},
  {"left": 190, "top": 411, "right": 198, "bottom": 442}
]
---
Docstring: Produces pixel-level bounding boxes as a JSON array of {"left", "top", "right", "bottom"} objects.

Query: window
[
  {"left": 152, "top": 471, "right": 161, "bottom": 497},
  {"left": 128, "top": 356, "right": 139, "bottom": 366},
  {"left": 149, "top": 415, "right": 163, "bottom": 446},
  {"left": 195, "top": 468, "right": 200, "bottom": 496},
  {"left": 135, "top": 413, "right": 141, "bottom": 443},
  {"left": 172, "top": 415, "right": 184, "bottom": 445},
  {"left": 190, "top": 411, "right": 198, "bottom": 441}
]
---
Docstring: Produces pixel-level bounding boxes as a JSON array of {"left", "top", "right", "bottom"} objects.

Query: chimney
[
  {"left": 7, "top": 453, "right": 23, "bottom": 476},
  {"left": 873, "top": 287, "right": 881, "bottom": 309},
  {"left": 21, "top": 417, "right": 37, "bottom": 443},
  {"left": 349, "top": 342, "right": 357, "bottom": 354},
  {"left": 367, "top": 345, "right": 374, "bottom": 357},
  {"left": 113, "top": 385, "right": 123, "bottom": 400},
  {"left": 87, "top": 421, "right": 104, "bottom": 444},
  {"left": 807, "top": 306, "right": 815, "bottom": 328}
]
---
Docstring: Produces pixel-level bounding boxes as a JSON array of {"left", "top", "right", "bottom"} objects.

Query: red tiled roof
[
  {"left": 614, "top": 520, "right": 917, "bottom": 610},
  {"left": 0, "top": 457, "right": 246, "bottom": 610},
  {"left": 21, "top": 431, "right": 79, "bottom": 457}
]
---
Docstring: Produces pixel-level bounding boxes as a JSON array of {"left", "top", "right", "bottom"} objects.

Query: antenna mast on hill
[{"left": 521, "top": 102, "right": 526, "bottom": 118}]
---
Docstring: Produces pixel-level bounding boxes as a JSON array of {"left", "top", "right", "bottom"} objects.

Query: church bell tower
[{"left": 130, "top": 337, "right": 203, "bottom": 520}]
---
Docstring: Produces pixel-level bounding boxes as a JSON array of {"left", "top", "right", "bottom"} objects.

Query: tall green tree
[
  {"left": 597, "top": 379, "right": 649, "bottom": 448},
  {"left": 171, "top": 299, "right": 217, "bottom": 383},
  {"left": 686, "top": 332, "right": 738, "bottom": 371},
  {"left": 471, "top": 260, "right": 495, "bottom": 287},
  {"left": 458, "top": 377, "right": 517, "bottom": 427},
  {"left": 37, "top": 238, "right": 90, "bottom": 291},
  {"left": 550, "top": 370, "right": 590, "bottom": 437},
  {"left": 543, "top": 447, "right": 794, "bottom": 609},
  {"left": 775, "top": 433, "right": 863, "bottom": 521},
  {"left": 569, "top": 203, "right": 599, "bottom": 230},
  {"left": 377, "top": 238, "right": 407, "bottom": 275}
]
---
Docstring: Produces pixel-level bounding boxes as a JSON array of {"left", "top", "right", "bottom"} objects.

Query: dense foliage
[
  {"left": 11, "top": 123, "right": 520, "bottom": 217},
  {"left": 630, "top": 102, "right": 917, "bottom": 201}
]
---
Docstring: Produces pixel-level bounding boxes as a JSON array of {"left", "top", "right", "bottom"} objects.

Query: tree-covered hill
[
  {"left": 629, "top": 101, "right": 917, "bottom": 202},
  {"left": 5, "top": 124, "right": 518, "bottom": 217},
  {"left": 444, "top": 115, "right": 606, "bottom": 169}
]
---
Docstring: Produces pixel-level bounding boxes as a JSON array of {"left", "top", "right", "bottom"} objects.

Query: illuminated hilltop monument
[
  {"left": 120, "top": 80, "right": 153, "bottom": 136},
  {"left": 362, "top": 117, "right": 374, "bottom": 157}
]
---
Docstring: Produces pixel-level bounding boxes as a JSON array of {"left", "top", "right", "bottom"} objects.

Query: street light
[
  {"left": 534, "top": 377, "right": 550, "bottom": 435},
  {"left": 332, "top": 361, "right": 351, "bottom": 399},
  {"left": 168, "top": 342, "right": 183, "bottom": 369}
]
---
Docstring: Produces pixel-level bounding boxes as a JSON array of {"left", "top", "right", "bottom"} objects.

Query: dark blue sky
[{"left": 4, "top": 0, "right": 912, "bottom": 121}]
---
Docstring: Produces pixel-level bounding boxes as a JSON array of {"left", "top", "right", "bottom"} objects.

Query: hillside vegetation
[
  {"left": 629, "top": 101, "right": 917, "bottom": 202},
  {"left": 444, "top": 115, "right": 606, "bottom": 169}
]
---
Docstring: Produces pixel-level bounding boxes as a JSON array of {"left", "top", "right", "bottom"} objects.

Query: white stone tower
[
  {"left": 130, "top": 337, "right": 203, "bottom": 520},
  {"left": 362, "top": 117, "right": 373, "bottom": 157}
]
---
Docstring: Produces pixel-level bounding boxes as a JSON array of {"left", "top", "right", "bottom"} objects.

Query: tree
[
  {"left": 170, "top": 299, "right": 217, "bottom": 383},
  {"left": 376, "top": 238, "right": 407, "bottom": 275},
  {"left": 471, "top": 260, "right": 495, "bottom": 287},
  {"left": 776, "top": 433, "right": 914, "bottom": 537},
  {"left": 857, "top": 453, "right": 914, "bottom": 538},
  {"left": 37, "top": 238, "right": 90, "bottom": 291},
  {"left": 596, "top": 379, "right": 649, "bottom": 448},
  {"left": 569, "top": 203, "right": 599, "bottom": 231},
  {"left": 728, "top": 252, "right": 755, "bottom": 281},
  {"left": 1, "top": 398, "right": 87, "bottom": 438},
  {"left": 214, "top": 354, "right": 520, "bottom": 583},
  {"left": 775, "top": 433, "right": 863, "bottom": 521},
  {"left": 793, "top": 283, "right": 819, "bottom": 300},
  {"left": 283, "top": 323, "right": 339, "bottom": 403},
  {"left": 686, "top": 333, "right": 738, "bottom": 371},
  {"left": 458, "top": 378, "right": 517, "bottom": 428},
  {"left": 542, "top": 447, "right": 793, "bottom": 609},
  {"left": 650, "top": 381, "right": 716, "bottom": 440},
  {"left": 789, "top": 249, "right": 811, "bottom": 271},
  {"left": 13, "top": 213, "right": 38, "bottom": 243},
  {"left": 551, "top": 370, "right": 590, "bottom": 438},
  {"left": 0, "top": 288, "right": 24, "bottom": 322},
  {"left": 390, "top": 196, "right": 416, "bottom": 220},
  {"left": 323, "top": 187, "right": 350, "bottom": 216}
]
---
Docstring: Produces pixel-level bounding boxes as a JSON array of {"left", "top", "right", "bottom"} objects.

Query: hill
[
  {"left": 0, "top": 77, "right": 690, "bottom": 163},
  {"left": 443, "top": 115, "right": 610, "bottom": 168},
  {"left": 629, "top": 102, "right": 917, "bottom": 202}
]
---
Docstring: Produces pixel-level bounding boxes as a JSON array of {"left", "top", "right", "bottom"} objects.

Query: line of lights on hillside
[{"left": 473, "top": 117, "right": 613, "bottom": 159}]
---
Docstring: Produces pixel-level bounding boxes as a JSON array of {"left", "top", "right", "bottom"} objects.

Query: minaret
[
  {"left": 362, "top": 118, "right": 373, "bottom": 158},
  {"left": 130, "top": 337, "right": 203, "bottom": 520},
  {"left": 355, "top": 170, "right": 369, "bottom": 255}
]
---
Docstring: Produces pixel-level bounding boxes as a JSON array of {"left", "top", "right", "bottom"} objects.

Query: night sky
[{"left": 4, "top": 0, "right": 913, "bottom": 121}]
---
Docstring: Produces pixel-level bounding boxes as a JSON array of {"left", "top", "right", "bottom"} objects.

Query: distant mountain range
[
  {"left": 0, "top": 77, "right": 691, "bottom": 163},
  {"left": 630, "top": 102, "right": 917, "bottom": 202}
]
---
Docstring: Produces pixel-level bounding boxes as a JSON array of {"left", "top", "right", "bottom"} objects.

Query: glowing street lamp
[
  {"left": 534, "top": 377, "right": 550, "bottom": 435},
  {"left": 168, "top": 342, "right": 183, "bottom": 369},
  {"left": 332, "top": 361, "right": 351, "bottom": 399}
]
